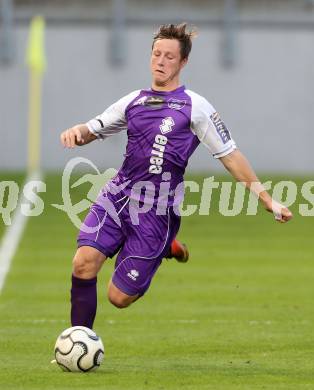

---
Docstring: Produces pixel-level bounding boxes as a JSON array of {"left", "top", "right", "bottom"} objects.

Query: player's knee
[
  {"left": 73, "top": 255, "right": 92, "bottom": 277},
  {"left": 107, "top": 286, "right": 135, "bottom": 309},
  {"left": 72, "top": 247, "right": 104, "bottom": 278},
  {"left": 108, "top": 293, "right": 131, "bottom": 309},
  {"left": 107, "top": 280, "right": 139, "bottom": 309}
]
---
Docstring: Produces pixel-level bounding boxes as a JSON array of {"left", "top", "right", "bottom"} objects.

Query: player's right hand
[
  {"left": 60, "top": 126, "right": 85, "bottom": 148},
  {"left": 265, "top": 199, "right": 293, "bottom": 223}
]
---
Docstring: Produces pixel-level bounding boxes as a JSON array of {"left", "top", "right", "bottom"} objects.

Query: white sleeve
[
  {"left": 86, "top": 90, "right": 140, "bottom": 140},
  {"left": 186, "top": 90, "right": 237, "bottom": 159}
]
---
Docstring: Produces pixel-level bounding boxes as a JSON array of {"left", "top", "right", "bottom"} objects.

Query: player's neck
[{"left": 151, "top": 80, "right": 181, "bottom": 92}]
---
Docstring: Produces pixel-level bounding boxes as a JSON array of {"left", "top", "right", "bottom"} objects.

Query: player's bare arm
[
  {"left": 60, "top": 124, "right": 97, "bottom": 148},
  {"left": 220, "top": 149, "right": 293, "bottom": 223}
]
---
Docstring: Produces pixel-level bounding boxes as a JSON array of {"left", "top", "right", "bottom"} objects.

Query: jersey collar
[{"left": 149, "top": 85, "right": 186, "bottom": 95}]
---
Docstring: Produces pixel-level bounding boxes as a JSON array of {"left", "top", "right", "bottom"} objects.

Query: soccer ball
[{"left": 54, "top": 326, "right": 104, "bottom": 372}]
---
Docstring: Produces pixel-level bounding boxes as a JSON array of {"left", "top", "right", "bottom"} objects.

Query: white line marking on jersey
[{"left": 0, "top": 171, "right": 43, "bottom": 293}]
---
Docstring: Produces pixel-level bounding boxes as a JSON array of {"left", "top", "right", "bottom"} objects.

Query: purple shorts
[{"left": 77, "top": 192, "right": 180, "bottom": 296}]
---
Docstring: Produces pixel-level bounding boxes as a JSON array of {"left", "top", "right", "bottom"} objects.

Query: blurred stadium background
[
  {"left": 1, "top": 0, "right": 314, "bottom": 172},
  {"left": 0, "top": 1, "right": 313, "bottom": 389}
]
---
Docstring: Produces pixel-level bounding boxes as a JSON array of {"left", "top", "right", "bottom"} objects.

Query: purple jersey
[
  {"left": 79, "top": 86, "right": 237, "bottom": 296},
  {"left": 86, "top": 85, "right": 236, "bottom": 205}
]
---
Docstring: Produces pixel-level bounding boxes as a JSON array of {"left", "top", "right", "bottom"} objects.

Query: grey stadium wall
[{"left": 0, "top": 24, "right": 313, "bottom": 173}]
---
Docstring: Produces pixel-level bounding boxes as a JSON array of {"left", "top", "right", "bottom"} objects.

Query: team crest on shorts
[
  {"left": 127, "top": 269, "right": 139, "bottom": 281},
  {"left": 167, "top": 98, "right": 186, "bottom": 110}
]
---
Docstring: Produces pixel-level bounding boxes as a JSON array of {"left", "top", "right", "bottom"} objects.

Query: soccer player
[{"left": 60, "top": 23, "right": 292, "bottom": 329}]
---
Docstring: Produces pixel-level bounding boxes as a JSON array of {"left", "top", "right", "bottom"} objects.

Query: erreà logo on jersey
[
  {"left": 159, "top": 117, "right": 175, "bottom": 134},
  {"left": 210, "top": 112, "right": 231, "bottom": 144},
  {"left": 148, "top": 117, "right": 174, "bottom": 175}
]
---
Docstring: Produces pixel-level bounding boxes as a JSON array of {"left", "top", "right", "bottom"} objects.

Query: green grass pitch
[
  {"left": 0, "top": 173, "right": 313, "bottom": 389},
  {"left": 0, "top": 172, "right": 25, "bottom": 238}
]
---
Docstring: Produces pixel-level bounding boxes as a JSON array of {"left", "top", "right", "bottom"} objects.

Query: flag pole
[{"left": 26, "top": 15, "right": 46, "bottom": 175}]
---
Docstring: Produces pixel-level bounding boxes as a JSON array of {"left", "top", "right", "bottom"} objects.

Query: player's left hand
[{"left": 265, "top": 199, "right": 293, "bottom": 223}]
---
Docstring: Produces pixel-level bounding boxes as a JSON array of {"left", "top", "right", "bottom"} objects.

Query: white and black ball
[{"left": 54, "top": 326, "right": 104, "bottom": 372}]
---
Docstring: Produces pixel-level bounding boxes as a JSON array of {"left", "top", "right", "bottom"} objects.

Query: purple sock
[{"left": 71, "top": 275, "right": 97, "bottom": 329}]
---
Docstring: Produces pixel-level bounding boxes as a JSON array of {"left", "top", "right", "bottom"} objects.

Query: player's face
[{"left": 151, "top": 39, "right": 187, "bottom": 90}]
